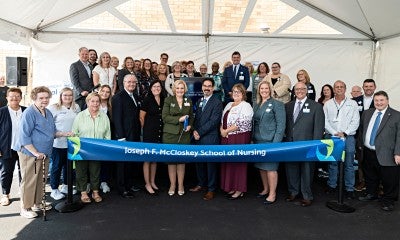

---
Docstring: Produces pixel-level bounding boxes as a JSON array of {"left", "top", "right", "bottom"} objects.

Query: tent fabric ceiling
[{"left": 1, "top": 0, "right": 398, "bottom": 41}]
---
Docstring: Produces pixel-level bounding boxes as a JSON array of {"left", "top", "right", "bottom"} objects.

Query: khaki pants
[{"left": 18, "top": 152, "right": 49, "bottom": 209}]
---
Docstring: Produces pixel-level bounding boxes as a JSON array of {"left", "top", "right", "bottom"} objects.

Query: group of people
[{"left": 0, "top": 49, "right": 399, "bottom": 220}]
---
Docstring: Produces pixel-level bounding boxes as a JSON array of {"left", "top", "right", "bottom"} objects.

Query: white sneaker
[
  {"left": 31, "top": 203, "right": 52, "bottom": 212},
  {"left": 100, "top": 182, "right": 110, "bottom": 193},
  {"left": 60, "top": 184, "right": 78, "bottom": 195},
  {"left": 20, "top": 208, "right": 38, "bottom": 219},
  {"left": 50, "top": 189, "right": 65, "bottom": 200}
]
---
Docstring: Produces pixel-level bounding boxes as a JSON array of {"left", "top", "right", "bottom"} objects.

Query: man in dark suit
[
  {"left": 353, "top": 79, "right": 376, "bottom": 114},
  {"left": 353, "top": 79, "right": 376, "bottom": 191},
  {"left": 69, "top": 47, "right": 94, "bottom": 110},
  {"left": 285, "top": 82, "right": 325, "bottom": 207},
  {"left": 358, "top": 91, "right": 400, "bottom": 211},
  {"left": 112, "top": 74, "right": 141, "bottom": 198},
  {"left": 0, "top": 88, "right": 25, "bottom": 206},
  {"left": 222, "top": 51, "right": 250, "bottom": 103},
  {"left": 190, "top": 79, "right": 223, "bottom": 200}
]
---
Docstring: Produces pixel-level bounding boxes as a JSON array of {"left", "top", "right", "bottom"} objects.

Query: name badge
[
  {"left": 303, "top": 108, "right": 310, "bottom": 113},
  {"left": 308, "top": 90, "right": 313, "bottom": 93},
  {"left": 184, "top": 102, "right": 190, "bottom": 107},
  {"left": 171, "top": 103, "right": 175, "bottom": 107},
  {"left": 239, "top": 76, "right": 244, "bottom": 81},
  {"left": 266, "top": 108, "right": 271, "bottom": 113}
]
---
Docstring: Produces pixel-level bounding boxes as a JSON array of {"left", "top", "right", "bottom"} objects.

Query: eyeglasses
[{"left": 233, "top": 90, "right": 242, "bottom": 94}]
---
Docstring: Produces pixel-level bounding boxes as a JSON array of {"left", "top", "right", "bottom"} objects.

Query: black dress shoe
[
  {"left": 257, "top": 193, "right": 268, "bottom": 198},
  {"left": 381, "top": 203, "right": 394, "bottom": 211},
  {"left": 224, "top": 191, "right": 235, "bottom": 197},
  {"left": 121, "top": 191, "right": 135, "bottom": 199},
  {"left": 263, "top": 199, "right": 276, "bottom": 205},
  {"left": 325, "top": 186, "right": 336, "bottom": 194},
  {"left": 359, "top": 194, "right": 378, "bottom": 202},
  {"left": 227, "top": 193, "right": 244, "bottom": 200},
  {"left": 146, "top": 190, "right": 158, "bottom": 196},
  {"left": 345, "top": 191, "right": 355, "bottom": 200}
]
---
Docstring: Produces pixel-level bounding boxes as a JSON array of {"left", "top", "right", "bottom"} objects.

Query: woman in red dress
[{"left": 220, "top": 83, "right": 253, "bottom": 200}]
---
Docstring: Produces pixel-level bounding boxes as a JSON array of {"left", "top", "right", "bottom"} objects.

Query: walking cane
[{"left": 42, "top": 155, "right": 47, "bottom": 221}]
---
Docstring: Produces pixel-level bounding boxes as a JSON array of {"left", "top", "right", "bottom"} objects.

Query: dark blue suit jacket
[
  {"left": 222, "top": 64, "right": 250, "bottom": 100},
  {"left": 0, "top": 106, "right": 26, "bottom": 159},
  {"left": 194, "top": 95, "right": 223, "bottom": 145},
  {"left": 112, "top": 90, "right": 141, "bottom": 141}
]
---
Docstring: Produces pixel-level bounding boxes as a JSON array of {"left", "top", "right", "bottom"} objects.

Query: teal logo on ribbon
[{"left": 67, "top": 137, "right": 83, "bottom": 160}]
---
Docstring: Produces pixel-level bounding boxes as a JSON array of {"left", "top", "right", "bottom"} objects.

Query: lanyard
[{"left": 333, "top": 97, "right": 347, "bottom": 118}]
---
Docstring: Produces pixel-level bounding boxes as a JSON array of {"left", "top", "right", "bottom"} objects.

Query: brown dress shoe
[
  {"left": 203, "top": 192, "right": 215, "bottom": 200},
  {"left": 285, "top": 195, "right": 296, "bottom": 202},
  {"left": 189, "top": 186, "right": 204, "bottom": 192},
  {"left": 301, "top": 199, "right": 312, "bottom": 207}
]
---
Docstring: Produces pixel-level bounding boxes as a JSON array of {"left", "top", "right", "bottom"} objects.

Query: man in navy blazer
[
  {"left": 70, "top": 47, "right": 94, "bottom": 110},
  {"left": 358, "top": 91, "right": 400, "bottom": 211},
  {"left": 353, "top": 79, "right": 376, "bottom": 191},
  {"left": 112, "top": 74, "right": 141, "bottom": 198},
  {"left": 285, "top": 82, "right": 325, "bottom": 207},
  {"left": 0, "top": 88, "right": 25, "bottom": 206},
  {"left": 190, "top": 79, "right": 223, "bottom": 200},
  {"left": 222, "top": 51, "right": 250, "bottom": 103}
]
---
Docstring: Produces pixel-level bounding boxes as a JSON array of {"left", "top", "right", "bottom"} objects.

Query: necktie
[
  {"left": 369, "top": 111, "right": 382, "bottom": 146},
  {"left": 129, "top": 93, "right": 137, "bottom": 106},
  {"left": 233, "top": 65, "right": 237, "bottom": 78},
  {"left": 202, "top": 98, "right": 207, "bottom": 110},
  {"left": 293, "top": 101, "right": 302, "bottom": 122}
]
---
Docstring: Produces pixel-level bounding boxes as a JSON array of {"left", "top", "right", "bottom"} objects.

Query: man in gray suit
[
  {"left": 285, "top": 82, "right": 325, "bottom": 207},
  {"left": 70, "top": 47, "right": 94, "bottom": 110},
  {"left": 358, "top": 91, "right": 400, "bottom": 211},
  {"left": 190, "top": 78, "right": 223, "bottom": 200}
]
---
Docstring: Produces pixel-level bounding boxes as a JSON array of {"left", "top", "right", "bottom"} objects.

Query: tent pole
[{"left": 369, "top": 40, "right": 378, "bottom": 79}]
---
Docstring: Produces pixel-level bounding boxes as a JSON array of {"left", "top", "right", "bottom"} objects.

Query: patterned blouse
[{"left": 222, "top": 101, "right": 253, "bottom": 135}]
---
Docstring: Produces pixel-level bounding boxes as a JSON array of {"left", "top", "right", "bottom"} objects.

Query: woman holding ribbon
[{"left": 162, "top": 80, "right": 193, "bottom": 196}]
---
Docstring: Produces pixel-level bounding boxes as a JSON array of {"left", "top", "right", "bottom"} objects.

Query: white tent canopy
[{"left": 1, "top": 0, "right": 400, "bottom": 108}]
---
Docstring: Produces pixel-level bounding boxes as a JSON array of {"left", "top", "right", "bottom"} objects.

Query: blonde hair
[
  {"left": 256, "top": 80, "right": 273, "bottom": 105},
  {"left": 85, "top": 92, "right": 100, "bottom": 104},
  {"left": 172, "top": 80, "right": 188, "bottom": 95},
  {"left": 98, "top": 52, "right": 111, "bottom": 67},
  {"left": 157, "top": 63, "right": 169, "bottom": 75},
  {"left": 297, "top": 69, "right": 311, "bottom": 84},
  {"left": 55, "top": 87, "right": 77, "bottom": 110}
]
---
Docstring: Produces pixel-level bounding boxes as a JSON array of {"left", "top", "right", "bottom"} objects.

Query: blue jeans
[
  {"left": 50, "top": 148, "right": 67, "bottom": 190},
  {"left": 327, "top": 135, "right": 355, "bottom": 191}
]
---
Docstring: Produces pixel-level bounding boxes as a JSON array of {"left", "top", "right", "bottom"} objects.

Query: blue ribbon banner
[{"left": 67, "top": 137, "right": 345, "bottom": 163}]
